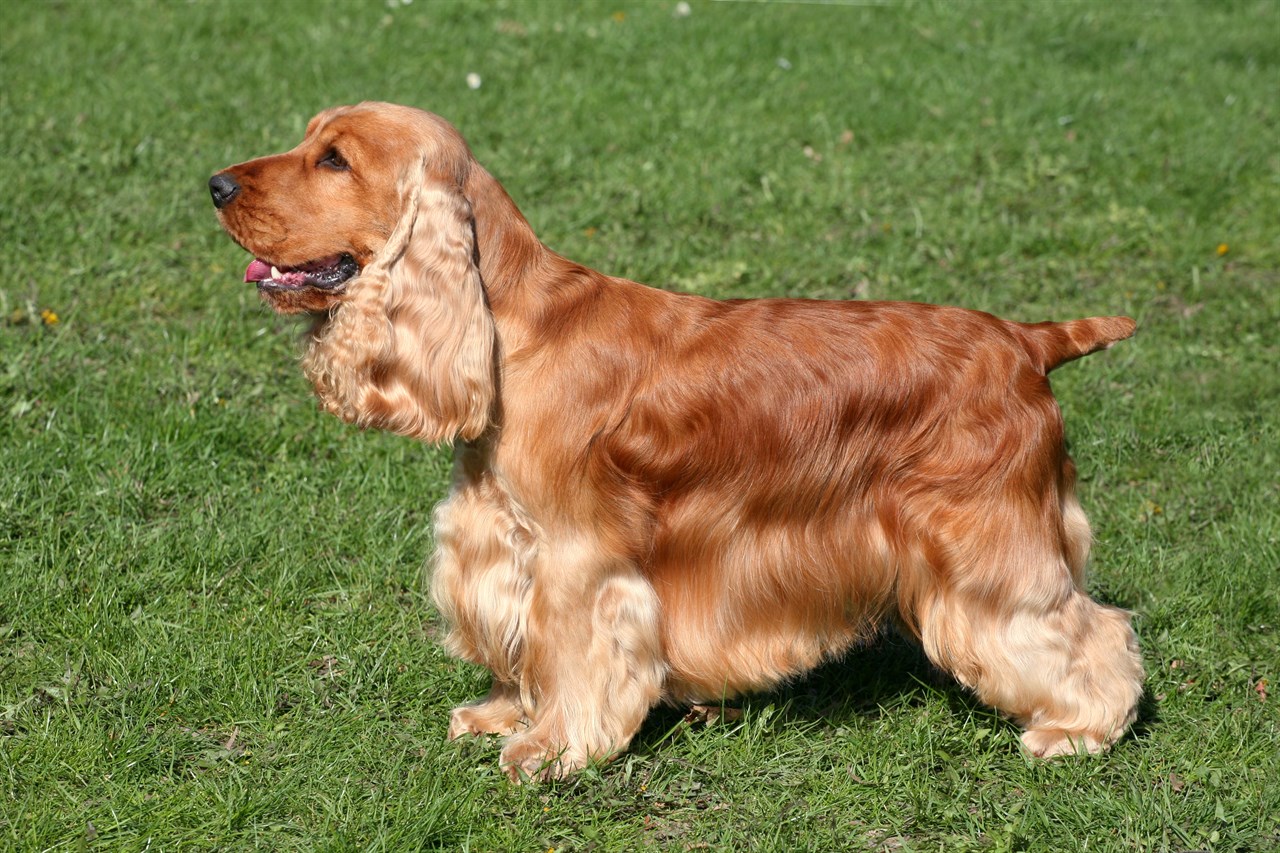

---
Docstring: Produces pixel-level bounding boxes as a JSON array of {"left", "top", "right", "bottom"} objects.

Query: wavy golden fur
[{"left": 211, "top": 102, "right": 1144, "bottom": 781}]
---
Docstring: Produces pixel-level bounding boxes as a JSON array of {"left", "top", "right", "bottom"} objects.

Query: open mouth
[{"left": 244, "top": 254, "right": 359, "bottom": 291}]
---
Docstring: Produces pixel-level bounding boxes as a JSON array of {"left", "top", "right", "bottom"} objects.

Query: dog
[{"left": 210, "top": 102, "right": 1144, "bottom": 781}]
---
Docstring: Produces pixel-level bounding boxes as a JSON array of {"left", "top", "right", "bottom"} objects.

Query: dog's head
[
  {"left": 210, "top": 103, "right": 495, "bottom": 442},
  {"left": 210, "top": 102, "right": 473, "bottom": 314}
]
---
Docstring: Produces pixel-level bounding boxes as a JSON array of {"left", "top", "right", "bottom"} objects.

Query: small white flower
[
  {"left": 466, "top": 73, "right": 482, "bottom": 90},
  {"left": 674, "top": 1, "right": 691, "bottom": 17},
  {"left": 777, "top": 57, "right": 792, "bottom": 70}
]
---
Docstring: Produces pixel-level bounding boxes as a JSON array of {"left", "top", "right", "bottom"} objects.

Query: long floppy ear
[{"left": 303, "top": 162, "right": 496, "bottom": 443}]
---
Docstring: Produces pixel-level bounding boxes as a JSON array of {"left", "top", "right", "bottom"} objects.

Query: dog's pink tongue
[{"left": 244, "top": 259, "right": 272, "bottom": 282}]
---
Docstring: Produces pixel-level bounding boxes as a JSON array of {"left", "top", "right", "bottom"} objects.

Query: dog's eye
[{"left": 318, "top": 148, "right": 350, "bottom": 171}]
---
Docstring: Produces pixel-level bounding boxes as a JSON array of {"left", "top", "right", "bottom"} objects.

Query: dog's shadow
[
  {"left": 634, "top": 632, "right": 957, "bottom": 751},
  {"left": 633, "top": 630, "right": 1158, "bottom": 758}
]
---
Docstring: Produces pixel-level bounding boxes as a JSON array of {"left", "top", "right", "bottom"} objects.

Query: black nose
[{"left": 209, "top": 172, "right": 241, "bottom": 209}]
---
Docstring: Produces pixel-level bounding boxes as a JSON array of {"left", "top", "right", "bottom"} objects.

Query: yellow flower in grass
[
  {"left": 1216, "top": 243, "right": 1229, "bottom": 256},
  {"left": 40, "top": 309, "right": 59, "bottom": 325}
]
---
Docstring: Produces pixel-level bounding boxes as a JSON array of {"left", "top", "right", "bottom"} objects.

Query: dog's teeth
[{"left": 270, "top": 265, "right": 283, "bottom": 280}]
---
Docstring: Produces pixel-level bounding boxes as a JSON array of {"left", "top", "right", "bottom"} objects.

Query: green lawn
[{"left": 2, "top": 1, "right": 1278, "bottom": 849}]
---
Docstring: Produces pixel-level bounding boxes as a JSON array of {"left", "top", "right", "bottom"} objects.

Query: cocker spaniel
[{"left": 210, "top": 102, "right": 1144, "bottom": 781}]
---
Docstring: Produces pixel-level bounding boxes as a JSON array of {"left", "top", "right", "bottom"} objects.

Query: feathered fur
[{"left": 212, "top": 102, "right": 1144, "bottom": 781}]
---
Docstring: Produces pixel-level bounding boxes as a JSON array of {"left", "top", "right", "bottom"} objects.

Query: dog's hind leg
[
  {"left": 910, "top": 501, "right": 1144, "bottom": 757},
  {"left": 926, "top": 590, "right": 1143, "bottom": 756},
  {"left": 1010, "top": 594, "right": 1143, "bottom": 757}
]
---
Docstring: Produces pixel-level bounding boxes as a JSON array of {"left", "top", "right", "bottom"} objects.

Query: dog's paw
[
  {"left": 1021, "top": 728, "right": 1106, "bottom": 758},
  {"left": 447, "top": 700, "right": 524, "bottom": 740},
  {"left": 499, "top": 733, "right": 584, "bottom": 783}
]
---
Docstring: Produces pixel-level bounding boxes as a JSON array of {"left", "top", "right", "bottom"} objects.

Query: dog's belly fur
[{"left": 648, "top": 500, "right": 894, "bottom": 702}]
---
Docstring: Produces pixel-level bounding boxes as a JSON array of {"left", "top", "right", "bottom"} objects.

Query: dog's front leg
[
  {"left": 429, "top": 473, "right": 535, "bottom": 738},
  {"left": 500, "top": 544, "right": 666, "bottom": 782},
  {"left": 447, "top": 679, "right": 526, "bottom": 739}
]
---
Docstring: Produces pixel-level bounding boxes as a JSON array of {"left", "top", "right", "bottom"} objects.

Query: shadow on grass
[
  {"left": 632, "top": 626, "right": 1159, "bottom": 757},
  {"left": 632, "top": 631, "right": 973, "bottom": 752}
]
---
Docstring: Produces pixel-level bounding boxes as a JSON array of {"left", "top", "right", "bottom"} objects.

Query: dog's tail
[{"left": 1014, "top": 315, "right": 1136, "bottom": 374}]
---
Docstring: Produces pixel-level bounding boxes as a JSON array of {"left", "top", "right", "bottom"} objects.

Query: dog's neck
[
  {"left": 464, "top": 162, "right": 604, "bottom": 323},
  {"left": 465, "top": 163, "right": 547, "bottom": 296}
]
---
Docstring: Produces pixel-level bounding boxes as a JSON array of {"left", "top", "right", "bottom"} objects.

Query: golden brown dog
[{"left": 211, "top": 102, "right": 1144, "bottom": 781}]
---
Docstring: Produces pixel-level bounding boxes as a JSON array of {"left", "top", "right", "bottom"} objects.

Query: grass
[{"left": 2, "top": 0, "right": 1278, "bottom": 849}]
